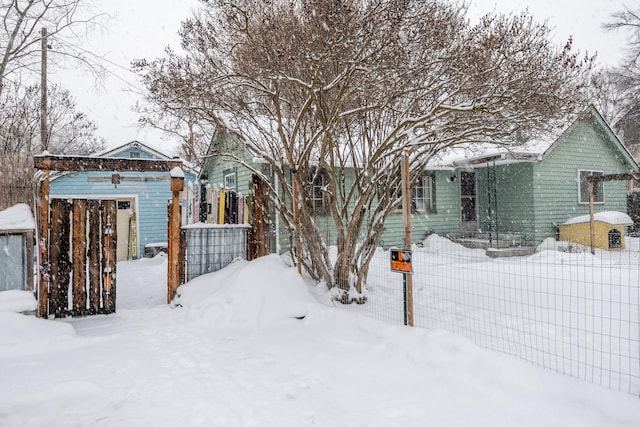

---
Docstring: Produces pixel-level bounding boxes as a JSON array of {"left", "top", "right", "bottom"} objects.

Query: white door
[{"left": 116, "top": 199, "right": 134, "bottom": 261}]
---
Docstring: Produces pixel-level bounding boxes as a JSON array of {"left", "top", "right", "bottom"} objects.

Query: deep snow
[{"left": 1, "top": 252, "right": 639, "bottom": 426}]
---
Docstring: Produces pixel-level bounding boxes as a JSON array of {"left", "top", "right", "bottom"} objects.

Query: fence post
[
  {"left": 168, "top": 170, "right": 184, "bottom": 303},
  {"left": 401, "top": 150, "right": 414, "bottom": 327},
  {"left": 37, "top": 170, "right": 50, "bottom": 318}
]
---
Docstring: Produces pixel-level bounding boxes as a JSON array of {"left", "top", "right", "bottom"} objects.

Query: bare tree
[
  {"left": 0, "top": 80, "right": 105, "bottom": 154},
  {"left": 135, "top": 99, "right": 214, "bottom": 167},
  {"left": 136, "top": 0, "right": 594, "bottom": 300},
  {"left": 604, "top": 6, "right": 640, "bottom": 66},
  {"left": 0, "top": 0, "right": 107, "bottom": 96},
  {"left": 602, "top": 6, "right": 640, "bottom": 144}
]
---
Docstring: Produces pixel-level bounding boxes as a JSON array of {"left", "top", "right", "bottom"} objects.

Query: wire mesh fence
[
  {"left": 342, "top": 234, "right": 640, "bottom": 396},
  {"left": 183, "top": 224, "right": 250, "bottom": 282}
]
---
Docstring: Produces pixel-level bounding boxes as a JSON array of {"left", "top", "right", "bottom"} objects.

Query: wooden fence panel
[
  {"left": 72, "top": 199, "right": 87, "bottom": 315},
  {"left": 101, "top": 200, "right": 117, "bottom": 314},
  {"left": 87, "top": 200, "right": 101, "bottom": 313},
  {"left": 49, "top": 199, "right": 71, "bottom": 317}
]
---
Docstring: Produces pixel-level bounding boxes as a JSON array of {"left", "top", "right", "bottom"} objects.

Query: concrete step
[{"left": 485, "top": 246, "right": 537, "bottom": 258}]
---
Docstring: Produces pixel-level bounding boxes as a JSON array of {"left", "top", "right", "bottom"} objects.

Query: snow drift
[{"left": 173, "top": 254, "right": 317, "bottom": 327}]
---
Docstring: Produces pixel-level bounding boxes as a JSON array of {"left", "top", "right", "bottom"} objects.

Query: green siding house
[
  {"left": 200, "top": 106, "right": 638, "bottom": 252},
  {"left": 458, "top": 106, "right": 638, "bottom": 245}
]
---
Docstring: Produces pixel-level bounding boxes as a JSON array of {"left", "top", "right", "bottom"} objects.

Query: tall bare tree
[
  {"left": 602, "top": 6, "right": 640, "bottom": 144},
  {"left": 0, "top": 0, "right": 107, "bottom": 96},
  {"left": 136, "top": 0, "right": 594, "bottom": 300}
]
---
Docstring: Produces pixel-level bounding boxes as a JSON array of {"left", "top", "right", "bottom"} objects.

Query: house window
[
  {"left": 310, "top": 169, "right": 329, "bottom": 215},
  {"left": 129, "top": 151, "right": 140, "bottom": 159},
  {"left": 224, "top": 169, "right": 237, "bottom": 191},
  {"left": 579, "top": 170, "right": 603, "bottom": 204},
  {"left": 412, "top": 174, "right": 436, "bottom": 213}
]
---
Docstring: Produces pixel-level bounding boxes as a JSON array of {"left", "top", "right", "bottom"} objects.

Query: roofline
[{"left": 542, "top": 105, "right": 639, "bottom": 172}]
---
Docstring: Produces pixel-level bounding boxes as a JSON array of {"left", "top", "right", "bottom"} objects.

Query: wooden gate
[
  {"left": 34, "top": 154, "right": 185, "bottom": 318},
  {"left": 47, "top": 198, "right": 117, "bottom": 317}
]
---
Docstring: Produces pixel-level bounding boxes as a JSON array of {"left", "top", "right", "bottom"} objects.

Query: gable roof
[
  {"left": 441, "top": 106, "right": 639, "bottom": 172},
  {"left": 48, "top": 140, "right": 199, "bottom": 182},
  {"left": 540, "top": 105, "right": 637, "bottom": 170},
  {"left": 94, "top": 140, "right": 173, "bottom": 160}
]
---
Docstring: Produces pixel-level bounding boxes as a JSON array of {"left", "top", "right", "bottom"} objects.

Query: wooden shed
[
  {"left": 558, "top": 211, "right": 633, "bottom": 251},
  {"left": 0, "top": 204, "right": 35, "bottom": 292}
]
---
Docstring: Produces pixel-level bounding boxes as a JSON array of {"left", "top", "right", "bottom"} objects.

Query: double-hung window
[
  {"left": 412, "top": 173, "right": 436, "bottom": 213},
  {"left": 224, "top": 168, "right": 237, "bottom": 191},
  {"left": 578, "top": 170, "right": 603, "bottom": 204},
  {"left": 309, "top": 169, "right": 329, "bottom": 215}
]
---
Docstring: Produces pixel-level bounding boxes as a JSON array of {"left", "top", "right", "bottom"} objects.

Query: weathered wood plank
[
  {"left": 101, "top": 200, "right": 117, "bottom": 314},
  {"left": 37, "top": 171, "right": 49, "bottom": 318},
  {"left": 72, "top": 199, "right": 87, "bottom": 315},
  {"left": 87, "top": 200, "right": 101, "bottom": 313},
  {"left": 34, "top": 155, "right": 183, "bottom": 172},
  {"left": 167, "top": 177, "right": 183, "bottom": 303},
  {"left": 587, "top": 172, "right": 640, "bottom": 183},
  {"left": 49, "top": 199, "right": 71, "bottom": 317}
]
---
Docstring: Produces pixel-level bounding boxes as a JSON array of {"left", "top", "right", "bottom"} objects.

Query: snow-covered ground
[
  {"left": 2, "top": 251, "right": 640, "bottom": 426},
  {"left": 350, "top": 235, "right": 640, "bottom": 394}
]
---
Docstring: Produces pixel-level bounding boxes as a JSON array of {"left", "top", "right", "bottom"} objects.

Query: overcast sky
[{"left": 51, "top": 0, "right": 633, "bottom": 154}]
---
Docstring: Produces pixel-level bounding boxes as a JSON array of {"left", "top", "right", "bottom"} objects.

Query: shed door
[
  {"left": 0, "top": 234, "right": 25, "bottom": 291},
  {"left": 460, "top": 171, "right": 478, "bottom": 236}
]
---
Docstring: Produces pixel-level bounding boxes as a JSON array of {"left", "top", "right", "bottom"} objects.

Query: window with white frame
[
  {"left": 579, "top": 170, "right": 604, "bottom": 204},
  {"left": 224, "top": 169, "right": 237, "bottom": 191},
  {"left": 412, "top": 173, "right": 436, "bottom": 213},
  {"left": 309, "top": 169, "right": 329, "bottom": 215}
]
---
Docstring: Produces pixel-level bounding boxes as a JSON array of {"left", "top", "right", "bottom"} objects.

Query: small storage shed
[
  {"left": 0, "top": 204, "right": 35, "bottom": 292},
  {"left": 559, "top": 211, "right": 633, "bottom": 250}
]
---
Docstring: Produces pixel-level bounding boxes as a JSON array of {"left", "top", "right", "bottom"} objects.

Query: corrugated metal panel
[
  {"left": 0, "top": 234, "right": 26, "bottom": 291},
  {"left": 185, "top": 226, "right": 249, "bottom": 281}
]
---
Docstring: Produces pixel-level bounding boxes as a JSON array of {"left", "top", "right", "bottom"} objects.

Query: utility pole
[{"left": 40, "top": 27, "right": 47, "bottom": 152}]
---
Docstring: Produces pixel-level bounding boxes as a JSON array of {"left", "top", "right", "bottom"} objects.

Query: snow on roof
[
  {"left": 0, "top": 204, "right": 35, "bottom": 232},
  {"left": 427, "top": 131, "right": 558, "bottom": 168},
  {"left": 563, "top": 211, "right": 633, "bottom": 226}
]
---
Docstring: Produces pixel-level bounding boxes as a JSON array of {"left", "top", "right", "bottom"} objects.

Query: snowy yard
[
  {"left": 354, "top": 235, "right": 640, "bottom": 394},
  {"left": 2, "top": 249, "right": 640, "bottom": 426}
]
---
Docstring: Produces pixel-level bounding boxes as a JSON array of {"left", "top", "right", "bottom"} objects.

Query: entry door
[{"left": 460, "top": 171, "right": 478, "bottom": 236}]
